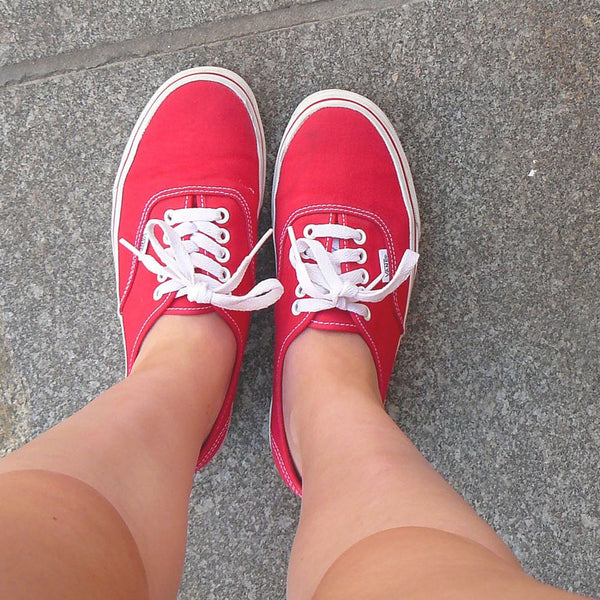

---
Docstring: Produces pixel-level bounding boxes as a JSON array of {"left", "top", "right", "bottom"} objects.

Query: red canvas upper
[
  {"left": 270, "top": 92, "right": 420, "bottom": 495},
  {"left": 112, "top": 68, "right": 280, "bottom": 469}
]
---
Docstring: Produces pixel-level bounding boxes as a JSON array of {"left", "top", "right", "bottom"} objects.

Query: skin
[
  {"left": 0, "top": 316, "right": 589, "bottom": 600},
  {"left": 0, "top": 314, "right": 236, "bottom": 600},
  {"left": 283, "top": 328, "right": 588, "bottom": 600}
]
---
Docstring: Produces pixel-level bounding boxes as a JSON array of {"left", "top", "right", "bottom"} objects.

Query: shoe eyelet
[
  {"left": 359, "top": 269, "right": 369, "bottom": 284},
  {"left": 219, "top": 267, "right": 231, "bottom": 282},
  {"left": 164, "top": 209, "right": 174, "bottom": 224},
  {"left": 219, "top": 228, "right": 231, "bottom": 244},
  {"left": 354, "top": 229, "right": 367, "bottom": 244},
  {"left": 152, "top": 288, "right": 162, "bottom": 301},
  {"left": 217, "top": 247, "right": 230, "bottom": 263},
  {"left": 216, "top": 208, "right": 230, "bottom": 224},
  {"left": 291, "top": 300, "right": 302, "bottom": 315},
  {"left": 363, "top": 307, "right": 372, "bottom": 321},
  {"left": 157, "top": 273, "right": 167, "bottom": 283},
  {"left": 303, "top": 225, "right": 315, "bottom": 239},
  {"left": 295, "top": 284, "right": 305, "bottom": 298},
  {"left": 357, "top": 249, "right": 368, "bottom": 264}
]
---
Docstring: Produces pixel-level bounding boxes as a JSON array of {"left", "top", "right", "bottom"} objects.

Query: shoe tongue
[{"left": 307, "top": 308, "right": 359, "bottom": 332}]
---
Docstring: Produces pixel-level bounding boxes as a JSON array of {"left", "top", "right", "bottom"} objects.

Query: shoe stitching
[
  {"left": 125, "top": 188, "right": 251, "bottom": 368},
  {"left": 277, "top": 204, "right": 406, "bottom": 324},
  {"left": 274, "top": 206, "right": 409, "bottom": 491},
  {"left": 342, "top": 210, "right": 404, "bottom": 321},
  {"left": 281, "top": 95, "right": 419, "bottom": 246},
  {"left": 221, "top": 309, "right": 243, "bottom": 344},
  {"left": 120, "top": 185, "right": 255, "bottom": 307},
  {"left": 165, "top": 306, "right": 212, "bottom": 313},
  {"left": 278, "top": 204, "right": 395, "bottom": 264},
  {"left": 122, "top": 185, "right": 253, "bottom": 304},
  {"left": 272, "top": 314, "right": 312, "bottom": 494},
  {"left": 197, "top": 422, "right": 229, "bottom": 468},
  {"left": 341, "top": 213, "right": 348, "bottom": 276},
  {"left": 355, "top": 314, "right": 383, "bottom": 383},
  {"left": 122, "top": 185, "right": 201, "bottom": 305},
  {"left": 271, "top": 437, "right": 298, "bottom": 492},
  {"left": 275, "top": 313, "right": 312, "bottom": 374},
  {"left": 198, "top": 418, "right": 230, "bottom": 467},
  {"left": 121, "top": 186, "right": 199, "bottom": 306},
  {"left": 311, "top": 320, "right": 356, "bottom": 328},
  {"left": 327, "top": 211, "right": 334, "bottom": 252},
  {"left": 197, "top": 310, "right": 244, "bottom": 465},
  {"left": 116, "top": 69, "right": 259, "bottom": 204},
  {"left": 127, "top": 293, "right": 172, "bottom": 370}
]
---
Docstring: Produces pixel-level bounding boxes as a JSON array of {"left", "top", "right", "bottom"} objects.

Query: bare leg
[
  {"left": 0, "top": 313, "right": 235, "bottom": 600},
  {"left": 283, "top": 329, "right": 587, "bottom": 600}
]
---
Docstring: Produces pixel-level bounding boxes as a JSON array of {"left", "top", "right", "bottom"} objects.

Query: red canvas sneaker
[
  {"left": 112, "top": 67, "right": 283, "bottom": 469},
  {"left": 270, "top": 90, "right": 421, "bottom": 495}
]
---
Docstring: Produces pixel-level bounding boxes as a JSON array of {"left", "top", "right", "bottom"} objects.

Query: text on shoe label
[
  {"left": 140, "top": 229, "right": 150, "bottom": 254},
  {"left": 379, "top": 249, "right": 390, "bottom": 283}
]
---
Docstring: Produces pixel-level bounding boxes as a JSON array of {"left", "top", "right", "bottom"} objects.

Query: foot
[
  {"left": 112, "top": 67, "right": 282, "bottom": 469},
  {"left": 271, "top": 90, "right": 420, "bottom": 495}
]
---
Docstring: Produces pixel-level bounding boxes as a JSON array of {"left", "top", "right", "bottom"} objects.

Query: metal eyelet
[
  {"left": 152, "top": 288, "right": 162, "bottom": 301},
  {"left": 291, "top": 300, "right": 302, "bottom": 315},
  {"left": 157, "top": 273, "right": 167, "bottom": 283},
  {"left": 219, "top": 228, "right": 231, "bottom": 244},
  {"left": 363, "top": 307, "right": 372, "bottom": 321},
  {"left": 359, "top": 269, "right": 369, "bottom": 284},
  {"left": 303, "top": 225, "right": 315, "bottom": 239},
  {"left": 295, "top": 284, "right": 305, "bottom": 298},
  {"left": 219, "top": 267, "right": 231, "bottom": 282},
  {"left": 357, "top": 249, "right": 368, "bottom": 264},
  {"left": 354, "top": 229, "right": 367, "bottom": 244},
  {"left": 216, "top": 208, "right": 230, "bottom": 224},
  {"left": 164, "top": 209, "right": 174, "bottom": 224},
  {"left": 217, "top": 247, "right": 230, "bottom": 263}
]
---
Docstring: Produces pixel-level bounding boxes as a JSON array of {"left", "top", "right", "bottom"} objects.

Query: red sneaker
[
  {"left": 112, "top": 67, "right": 283, "bottom": 469},
  {"left": 270, "top": 90, "right": 421, "bottom": 495}
]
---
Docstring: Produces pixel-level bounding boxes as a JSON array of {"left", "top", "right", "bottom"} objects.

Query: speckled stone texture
[
  {"left": 0, "top": 1, "right": 599, "bottom": 598},
  {"left": 0, "top": 0, "right": 318, "bottom": 67}
]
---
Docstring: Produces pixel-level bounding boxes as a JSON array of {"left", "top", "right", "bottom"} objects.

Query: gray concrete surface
[
  {"left": 0, "top": 0, "right": 319, "bottom": 67},
  {"left": 1, "top": 0, "right": 599, "bottom": 598}
]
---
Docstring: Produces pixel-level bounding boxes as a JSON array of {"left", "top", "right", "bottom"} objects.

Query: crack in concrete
[{"left": 0, "top": 0, "right": 428, "bottom": 89}]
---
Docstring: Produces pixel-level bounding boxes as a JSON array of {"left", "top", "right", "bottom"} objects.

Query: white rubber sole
[{"left": 111, "top": 66, "right": 266, "bottom": 368}]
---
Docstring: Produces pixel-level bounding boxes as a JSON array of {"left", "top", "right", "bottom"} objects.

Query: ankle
[
  {"left": 282, "top": 329, "right": 383, "bottom": 474},
  {"left": 115, "top": 313, "right": 237, "bottom": 447},
  {"left": 130, "top": 313, "right": 236, "bottom": 428},
  {"left": 131, "top": 313, "right": 236, "bottom": 378}
]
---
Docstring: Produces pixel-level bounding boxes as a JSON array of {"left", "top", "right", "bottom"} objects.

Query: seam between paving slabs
[{"left": 0, "top": 0, "right": 428, "bottom": 89}]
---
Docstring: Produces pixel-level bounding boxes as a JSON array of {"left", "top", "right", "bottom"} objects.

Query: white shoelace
[
  {"left": 288, "top": 224, "right": 419, "bottom": 320},
  {"left": 120, "top": 207, "right": 283, "bottom": 310}
]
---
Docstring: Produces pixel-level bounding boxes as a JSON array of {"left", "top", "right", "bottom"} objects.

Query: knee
[
  {"left": 0, "top": 469, "right": 148, "bottom": 600},
  {"left": 313, "top": 526, "right": 561, "bottom": 600}
]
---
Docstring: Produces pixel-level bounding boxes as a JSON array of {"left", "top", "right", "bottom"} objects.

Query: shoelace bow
[
  {"left": 288, "top": 224, "right": 419, "bottom": 320},
  {"left": 120, "top": 207, "right": 283, "bottom": 310}
]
